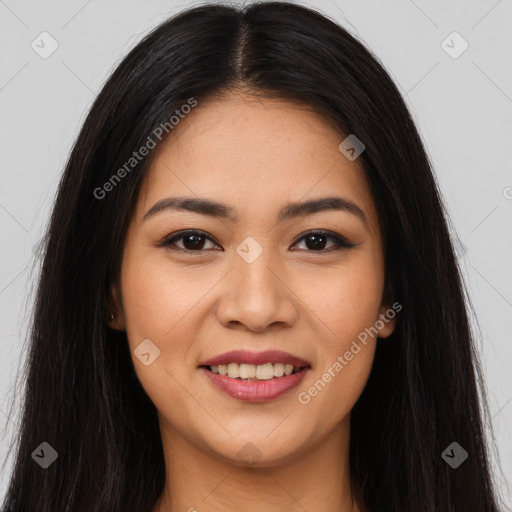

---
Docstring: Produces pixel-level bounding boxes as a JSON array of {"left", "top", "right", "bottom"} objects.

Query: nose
[{"left": 215, "top": 249, "right": 298, "bottom": 333}]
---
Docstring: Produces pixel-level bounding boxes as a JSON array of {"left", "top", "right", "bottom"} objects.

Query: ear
[
  {"left": 376, "top": 280, "right": 400, "bottom": 339},
  {"left": 108, "top": 282, "right": 126, "bottom": 331}
]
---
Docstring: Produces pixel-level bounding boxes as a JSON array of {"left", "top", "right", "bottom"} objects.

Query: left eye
[
  {"left": 292, "top": 231, "right": 355, "bottom": 252},
  {"left": 159, "top": 230, "right": 354, "bottom": 253}
]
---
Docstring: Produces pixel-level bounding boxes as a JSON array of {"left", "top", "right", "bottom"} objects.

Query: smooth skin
[{"left": 109, "top": 89, "right": 396, "bottom": 512}]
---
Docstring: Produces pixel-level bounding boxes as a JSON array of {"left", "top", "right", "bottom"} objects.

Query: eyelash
[{"left": 157, "top": 229, "right": 356, "bottom": 254}]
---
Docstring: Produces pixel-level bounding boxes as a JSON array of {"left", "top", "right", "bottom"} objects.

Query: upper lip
[{"left": 199, "top": 350, "right": 311, "bottom": 368}]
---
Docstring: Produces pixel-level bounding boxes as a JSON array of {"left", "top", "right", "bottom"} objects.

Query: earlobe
[
  {"left": 376, "top": 300, "right": 400, "bottom": 339},
  {"left": 108, "top": 283, "right": 126, "bottom": 331},
  {"left": 376, "top": 306, "right": 396, "bottom": 338},
  {"left": 377, "top": 280, "right": 399, "bottom": 339},
  {"left": 108, "top": 312, "right": 126, "bottom": 331}
]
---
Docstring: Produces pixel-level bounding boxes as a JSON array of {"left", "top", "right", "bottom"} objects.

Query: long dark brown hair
[{"left": 1, "top": 2, "right": 503, "bottom": 510}]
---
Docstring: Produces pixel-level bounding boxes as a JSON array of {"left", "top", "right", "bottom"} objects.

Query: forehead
[{"left": 137, "top": 91, "right": 380, "bottom": 236}]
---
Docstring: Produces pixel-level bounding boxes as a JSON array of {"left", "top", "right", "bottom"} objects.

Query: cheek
[
  {"left": 119, "top": 251, "right": 198, "bottom": 424},
  {"left": 293, "top": 253, "right": 383, "bottom": 415},
  {"left": 119, "top": 246, "right": 214, "bottom": 398},
  {"left": 298, "top": 342, "right": 376, "bottom": 430},
  {"left": 120, "top": 248, "right": 204, "bottom": 343},
  {"left": 296, "top": 287, "right": 379, "bottom": 426},
  {"left": 296, "top": 251, "right": 384, "bottom": 342}
]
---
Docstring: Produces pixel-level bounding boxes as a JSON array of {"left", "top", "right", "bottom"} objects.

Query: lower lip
[{"left": 200, "top": 367, "right": 310, "bottom": 402}]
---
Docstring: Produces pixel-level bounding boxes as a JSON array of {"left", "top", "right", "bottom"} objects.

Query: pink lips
[
  {"left": 199, "top": 350, "right": 310, "bottom": 368},
  {"left": 199, "top": 350, "right": 311, "bottom": 403}
]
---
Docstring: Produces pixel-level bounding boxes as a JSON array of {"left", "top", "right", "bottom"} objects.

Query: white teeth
[
  {"left": 227, "top": 363, "right": 240, "bottom": 378},
  {"left": 239, "top": 363, "right": 256, "bottom": 379},
  {"left": 273, "top": 363, "right": 284, "bottom": 377},
  {"left": 208, "top": 362, "right": 306, "bottom": 380},
  {"left": 256, "top": 363, "right": 274, "bottom": 380}
]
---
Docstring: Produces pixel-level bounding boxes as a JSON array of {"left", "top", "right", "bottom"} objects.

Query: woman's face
[{"left": 111, "top": 90, "right": 396, "bottom": 466}]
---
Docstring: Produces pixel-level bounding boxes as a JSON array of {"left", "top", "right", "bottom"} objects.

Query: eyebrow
[{"left": 143, "top": 195, "right": 368, "bottom": 227}]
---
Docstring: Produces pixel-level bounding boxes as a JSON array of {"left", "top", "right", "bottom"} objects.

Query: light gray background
[{"left": 1, "top": 0, "right": 511, "bottom": 507}]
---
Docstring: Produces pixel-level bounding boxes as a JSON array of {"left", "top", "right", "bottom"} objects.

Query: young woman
[{"left": 1, "top": 2, "right": 503, "bottom": 511}]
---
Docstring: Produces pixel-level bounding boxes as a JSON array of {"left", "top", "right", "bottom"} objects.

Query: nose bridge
[
  {"left": 216, "top": 236, "right": 297, "bottom": 331},
  {"left": 236, "top": 246, "right": 278, "bottom": 300}
]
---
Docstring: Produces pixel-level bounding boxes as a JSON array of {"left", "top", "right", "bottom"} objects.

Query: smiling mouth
[{"left": 200, "top": 362, "right": 310, "bottom": 381}]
